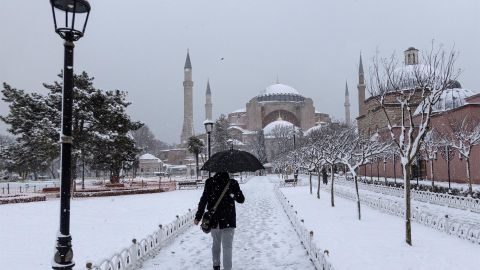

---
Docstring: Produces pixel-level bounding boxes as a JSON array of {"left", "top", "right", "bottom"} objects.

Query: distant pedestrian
[
  {"left": 322, "top": 168, "right": 328, "bottom": 185},
  {"left": 194, "top": 172, "right": 245, "bottom": 270}
]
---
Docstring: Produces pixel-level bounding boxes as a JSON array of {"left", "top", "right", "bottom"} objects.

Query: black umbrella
[{"left": 201, "top": 149, "right": 265, "bottom": 173}]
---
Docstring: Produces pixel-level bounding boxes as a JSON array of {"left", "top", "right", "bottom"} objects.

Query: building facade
[
  {"left": 226, "top": 83, "right": 331, "bottom": 141},
  {"left": 357, "top": 47, "right": 480, "bottom": 184}
]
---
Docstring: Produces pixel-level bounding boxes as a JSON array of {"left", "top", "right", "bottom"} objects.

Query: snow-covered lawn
[
  {"left": 281, "top": 183, "right": 480, "bottom": 270},
  {"left": 0, "top": 189, "right": 202, "bottom": 269}
]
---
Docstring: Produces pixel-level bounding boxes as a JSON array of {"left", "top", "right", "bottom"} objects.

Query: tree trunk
[
  {"left": 330, "top": 164, "right": 335, "bottom": 207},
  {"left": 354, "top": 175, "right": 361, "bottom": 220},
  {"left": 466, "top": 158, "right": 472, "bottom": 195},
  {"left": 195, "top": 153, "right": 199, "bottom": 180},
  {"left": 404, "top": 163, "right": 412, "bottom": 246},
  {"left": 384, "top": 161, "right": 387, "bottom": 185},
  {"left": 50, "top": 163, "right": 56, "bottom": 179},
  {"left": 430, "top": 159, "right": 435, "bottom": 189},
  {"left": 317, "top": 167, "right": 321, "bottom": 199},
  {"left": 309, "top": 172, "right": 312, "bottom": 195}
]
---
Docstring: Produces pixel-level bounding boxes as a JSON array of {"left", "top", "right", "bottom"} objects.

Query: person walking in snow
[
  {"left": 322, "top": 167, "right": 328, "bottom": 185},
  {"left": 194, "top": 172, "right": 245, "bottom": 270}
]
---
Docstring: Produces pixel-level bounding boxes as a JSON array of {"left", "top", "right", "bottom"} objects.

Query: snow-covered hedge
[
  {"left": 275, "top": 186, "right": 335, "bottom": 270},
  {"left": 0, "top": 194, "right": 46, "bottom": 204},
  {"left": 337, "top": 178, "right": 480, "bottom": 213},
  {"left": 86, "top": 208, "right": 197, "bottom": 270}
]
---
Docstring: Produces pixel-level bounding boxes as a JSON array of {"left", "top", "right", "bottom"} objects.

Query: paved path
[{"left": 142, "top": 176, "right": 315, "bottom": 270}]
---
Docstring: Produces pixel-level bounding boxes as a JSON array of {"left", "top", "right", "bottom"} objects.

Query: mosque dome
[
  {"left": 414, "top": 88, "right": 476, "bottom": 114},
  {"left": 259, "top": 83, "right": 300, "bottom": 96},
  {"left": 263, "top": 119, "right": 296, "bottom": 134},
  {"left": 257, "top": 83, "right": 305, "bottom": 102},
  {"left": 388, "top": 64, "right": 431, "bottom": 91}
]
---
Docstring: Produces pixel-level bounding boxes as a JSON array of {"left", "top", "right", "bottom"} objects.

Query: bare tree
[
  {"left": 336, "top": 126, "right": 389, "bottom": 220},
  {"left": 370, "top": 44, "right": 459, "bottom": 245},
  {"left": 321, "top": 124, "right": 346, "bottom": 207},
  {"left": 305, "top": 129, "right": 328, "bottom": 199},
  {"left": 421, "top": 129, "right": 441, "bottom": 189},
  {"left": 442, "top": 116, "right": 480, "bottom": 195}
]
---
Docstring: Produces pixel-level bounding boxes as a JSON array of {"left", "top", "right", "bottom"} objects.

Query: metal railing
[
  {"left": 86, "top": 208, "right": 197, "bottom": 270},
  {"left": 274, "top": 186, "right": 335, "bottom": 270}
]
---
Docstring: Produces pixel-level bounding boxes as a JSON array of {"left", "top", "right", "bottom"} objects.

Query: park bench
[
  {"left": 42, "top": 187, "right": 60, "bottom": 193},
  {"left": 283, "top": 178, "right": 297, "bottom": 187},
  {"left": 177, "top": 181, "right": 199, "bottom": 189}
]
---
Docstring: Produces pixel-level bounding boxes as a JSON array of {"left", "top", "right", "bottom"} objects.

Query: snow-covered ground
[
  {"left": 0, "top": 189, "right": 202, "bottom": 269},
  {"left": 142, "top": 176, "right": 315, "bottom": 270},
  {"left": 280, "top": 179, "right": 480, "bottom": 270},
  {"left": 335, "top": 180, "right": 480, "bottom": 225},
  {"left": 2, "top": 175, "right": 479, "bottom": 270}
]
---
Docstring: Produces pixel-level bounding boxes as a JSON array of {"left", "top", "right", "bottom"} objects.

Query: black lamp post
[
  {"left": 50, "top": 1, "right": 91, "bottom": 269},
  {"left": 204, "top": 119, "right": 214, "bottom": 177},
  {"left": 383, "top": 157, "right": 387, "bottom": 185},
  {"left": 393, "top": 153, "right": 397, "bottom": 185},
  {"left": 292, "top": 127, "right": 298, "bottom": 183}
]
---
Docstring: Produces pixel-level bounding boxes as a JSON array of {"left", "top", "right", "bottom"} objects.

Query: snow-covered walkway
[{"left": 142, "top": 176, "right": 315, "bottom": 270}]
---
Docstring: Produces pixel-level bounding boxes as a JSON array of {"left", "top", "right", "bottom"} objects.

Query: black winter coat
[{"left": 195, "top": 174, "right": 245, "bottom": 229}]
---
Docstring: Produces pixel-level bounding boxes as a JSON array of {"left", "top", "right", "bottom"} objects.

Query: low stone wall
[
  {"left": 73, "top": 188, "right": 166, "bottom": 198},
  {"left": 0, "top": 194, "right": 46, "bottom": 205}
]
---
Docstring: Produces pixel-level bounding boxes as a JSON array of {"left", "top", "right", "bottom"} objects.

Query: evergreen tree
[
  {"left": 131, "top": 124, "right": 170, "bottom": 155},
  {"left": 213, "top": 114, "right": 230, "bottom": 153},
  {"left": 1, "top": 72, "right": 142, "bottom": 182},
  {"left": 0, "top": 84, "right": 58, "bottom": 179}
]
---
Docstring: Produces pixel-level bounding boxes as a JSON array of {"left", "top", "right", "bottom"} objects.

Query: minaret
[
  {"left": 205, "top": 80, "right": 212, "bottom": 120},
  {"left": 180, "top": 50, "right": 194, "bottom": 144},
  {"left": 357, "top": 53, "right": 366, "bottom": 117},
  {"left": 344, "top": 81, "right": 351, "bottom": 125}
]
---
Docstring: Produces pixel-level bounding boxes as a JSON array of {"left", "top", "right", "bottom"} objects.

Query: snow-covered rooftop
[
  {"left": 258, "top": 83, "right": 301, "bottom": 97},
  {"left": 414, "top": 88, "right": 476, "bottom": 115},
  {"left": 231, "top": 108, "right": 246, "bottom": 114},
  {"left": 263, "top": 119, "right": 296, "bottom": 134},
  {"left": 304, "top": 125, "right": 323, "bottom": 136},
  {"left": 228, "top": 125, "right": 256, "bottom": 134},
  {"left": 139, "top": 153, "right": 161, "bottom": 161}
]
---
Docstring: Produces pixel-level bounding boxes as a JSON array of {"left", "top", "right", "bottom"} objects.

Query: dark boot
[{"left": 213, "top": 266, "right": 220, "bottom": 270}]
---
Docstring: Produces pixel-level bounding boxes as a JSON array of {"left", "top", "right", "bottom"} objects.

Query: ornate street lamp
[
  {"left": 50, "top": 1, "right": 91, "bottom": 269},
  {"left": 204, "top": 119, "right": 214, "bottom": 177}
]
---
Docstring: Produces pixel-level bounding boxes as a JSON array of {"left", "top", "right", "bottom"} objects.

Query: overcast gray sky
[{"left": 1, "top": 0, "right": 479, "bottom": 143}]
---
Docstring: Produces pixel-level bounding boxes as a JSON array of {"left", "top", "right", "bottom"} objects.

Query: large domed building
[{"left": 226, "top": 82, "right": 331, "bottom": 142}]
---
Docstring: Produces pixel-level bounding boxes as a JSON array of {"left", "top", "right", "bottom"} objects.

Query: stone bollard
[
  {"left": 7, "top": 183, "right": 9, "bottom": 194},
  {"left": 445, "top": 215, "right": 450, "bottom": 233},
  {"left": 85, "top": 261, "right": 93, "bottom": 269},
  {"left": 19, "top": 186, "right": 22, "bottom": 193},
  {"left": 308, "top": 230, "right": 314, "bottom": 255}
]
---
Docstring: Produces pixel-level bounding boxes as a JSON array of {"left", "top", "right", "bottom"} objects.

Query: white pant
[{"left": 211, "top": 228, "right": 235, "bottom": 270}]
